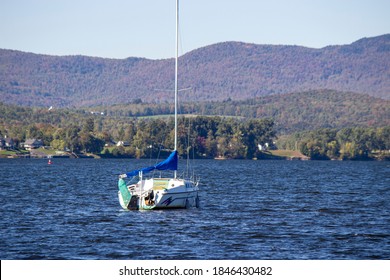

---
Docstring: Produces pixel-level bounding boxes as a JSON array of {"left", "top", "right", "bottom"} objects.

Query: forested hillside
[
  {"left": 1, "top": 90, "right": 389, "bottom": 134},
  {"left": 0, "top": 34, "right": 389, "bottom": 107},
  {"left": 1, "top": 90, "right": 389, "bottom": 159},
  {"left": 93, "top": 90, "right": 390, "bottom": 133}
]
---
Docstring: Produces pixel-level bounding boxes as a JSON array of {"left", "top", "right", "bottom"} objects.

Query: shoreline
[{"left": 1, "top": 150, "right": 388, "bottom": 161}]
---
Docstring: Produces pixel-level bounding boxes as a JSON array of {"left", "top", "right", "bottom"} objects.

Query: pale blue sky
[{"left": 1, "top": 0, "right": 389, "bottom": 59}]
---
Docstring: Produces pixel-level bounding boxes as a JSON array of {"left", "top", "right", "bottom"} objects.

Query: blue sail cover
[{"left": 125, "top": 150, "right": 178, "bottom": 177}]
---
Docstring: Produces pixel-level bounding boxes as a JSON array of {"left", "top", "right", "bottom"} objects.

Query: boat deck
[{"left": 151, "top": 178, "right": 170, "bottom": 190}]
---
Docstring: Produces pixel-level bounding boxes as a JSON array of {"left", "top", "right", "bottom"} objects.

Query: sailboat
[{"left": 117, "top": 0, "right": 200, "bottom": 210}]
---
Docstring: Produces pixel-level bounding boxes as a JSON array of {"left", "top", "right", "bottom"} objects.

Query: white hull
[{"left": 118, "top": 178, "right": 199, "bottom": 210}]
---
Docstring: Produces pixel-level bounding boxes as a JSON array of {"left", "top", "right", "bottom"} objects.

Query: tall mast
[{"left": 174, "top": 0, "right": 179, "bottom": 179}]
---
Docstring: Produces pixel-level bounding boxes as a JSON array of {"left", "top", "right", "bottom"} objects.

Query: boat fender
[
  {"left": 185, "top": 198, "right": 190, "bottom": 209},
  {"left": 195, "top": 195, "right": 200, "bottom": 208}
]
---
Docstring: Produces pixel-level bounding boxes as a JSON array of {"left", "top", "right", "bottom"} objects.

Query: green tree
[
  {"left": 51, "top": 139, "right": 66, "bottom": 150},
  {"left": 205, "top": 130, "right": 218, "bottom": 158},
  {"left": 79, "top": 132, "right": 105, "bottom": 153},
  {"left": 83, "top": 118, "right": 95, "bottom": 133}
]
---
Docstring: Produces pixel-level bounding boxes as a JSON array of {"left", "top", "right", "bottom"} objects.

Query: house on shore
[
  {"left": 116, "top": 141, "right": 130, "bottom": 147},
  {"left": 23, "top": 139, "right": 43, "bottom": 150},
  {"left": 104, "top": 139, "right": 116, "bottom": 147},
  {"left": 0, "top": 137, "right": 15, "bottom": 150}
]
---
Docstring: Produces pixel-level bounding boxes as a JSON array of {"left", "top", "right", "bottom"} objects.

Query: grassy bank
[{"left": 270, "top": 149, "right": 309, "bottom": 159}]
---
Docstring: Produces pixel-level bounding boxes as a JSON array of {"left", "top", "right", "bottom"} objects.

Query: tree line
[
  {"left": 94, "top": 90, "right": 390, "bottom": 133},
  {"left": 92, "top": 116, "right": 276, "bottom": 159},
  {"left": 0, "top": 104, "right": 276, "bottom": 159},
  {"left": 278, "top": 127, "right": 390, "bottom": 160},
  {"left": 1, "top": 102, "right": 388, "bottom": 160}
]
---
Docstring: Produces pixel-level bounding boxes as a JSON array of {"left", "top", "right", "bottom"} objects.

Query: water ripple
[{"left": 1, "top": 158, "right": 389, "bottom": 259}]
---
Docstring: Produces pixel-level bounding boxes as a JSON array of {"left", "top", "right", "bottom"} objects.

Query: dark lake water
[{"left": 0, "top": 158, "right": 389, "bottom": 260}]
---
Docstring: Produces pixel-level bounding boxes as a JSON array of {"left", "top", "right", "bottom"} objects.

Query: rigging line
[
  {"left": 186, "top": 116, "right": 191, "bottom": 178},
  {"left": 150, "top": 120, "right": 169, "bottom": 178}
]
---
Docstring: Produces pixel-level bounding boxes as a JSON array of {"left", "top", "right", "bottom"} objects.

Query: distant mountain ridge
[{"left": 0, "top": 34, "right": 389, "bottom": 107}]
